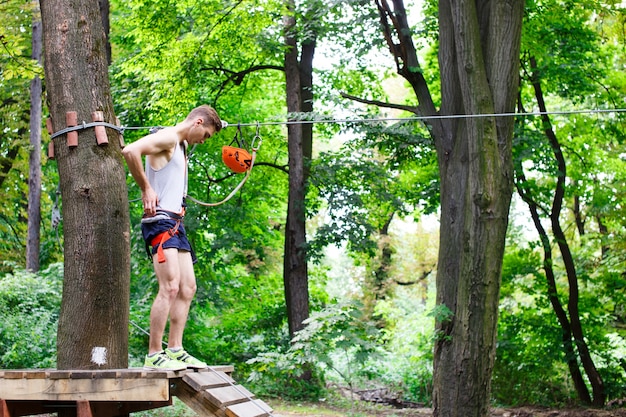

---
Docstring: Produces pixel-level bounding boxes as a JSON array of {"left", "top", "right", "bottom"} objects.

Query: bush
[{"left": 0, "top": 263, "right": 63, "bottom": 369}]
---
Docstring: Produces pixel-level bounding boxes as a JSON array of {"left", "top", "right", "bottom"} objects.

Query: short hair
[{"left": 186, "top": 105, "right": 223, "bottom": 132}]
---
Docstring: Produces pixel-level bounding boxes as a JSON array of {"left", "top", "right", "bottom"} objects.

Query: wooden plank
[
  {"left": 2, "top": 372, "right": 25, "bottom": 380},
  {"left": 71, "top": 371, "right": 97, "bottom": 379},
  {"left": 203, "top": 385, "right": 255, "bottom": 408},
  {"left": 23, "top": 370, "right": 48, "bottom": 379},
  {"left": 0, "top": 377, "right": 170, "bottom": 401},
  {"left": 225, "top": 399, "right": 273, "bottom": 417},
  {"left": 171, "top": 377, "right": 223, "bottom": 417},
  {"left": 205, "top": 366, "right": 235, "bottom": 375},
  {"left": 48, "top": 370, "right": 72, "bottom": 379},
  {"left": 183, "top": 372, "right": 234, "bottom": 391}
]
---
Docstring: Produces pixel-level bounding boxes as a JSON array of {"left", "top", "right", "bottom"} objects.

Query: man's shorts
[{"left": 141, "top": 219, "right": 197, "bottom": 263}]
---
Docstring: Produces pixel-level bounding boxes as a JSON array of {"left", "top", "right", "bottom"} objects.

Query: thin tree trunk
[
  {"left": 282, "top": 0, "right": 309, "bottom": 339},
  {"left": 529, "top": 59, "right": 605, "bottom": 405},
  {"left": 514, "top": 166, "right": 592, "bottom": 404},
  {"left": 40, "top": 0, "right": 130, "bottom": 370},
  {"left": 26, "top": 3, "right": 43, "bottom": 272}
]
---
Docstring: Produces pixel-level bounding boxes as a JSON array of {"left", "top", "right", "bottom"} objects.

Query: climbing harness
[
  {"left": 146, "top": 209, "right": 184, "bottom": 263},
  {"left": 185, "top": 122, "right": 262, "bottom": 207}
]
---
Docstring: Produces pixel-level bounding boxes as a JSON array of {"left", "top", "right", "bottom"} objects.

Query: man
[{"left": 122, "top": 105, "right": 223, "bottom": 370}]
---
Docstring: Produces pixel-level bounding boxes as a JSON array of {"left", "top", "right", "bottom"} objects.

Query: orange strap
[{"left": 150, "top": 221, "right": 180, "bottom": 263}]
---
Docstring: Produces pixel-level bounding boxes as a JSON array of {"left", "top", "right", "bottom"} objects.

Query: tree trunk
[
  {"left": 374, "top": 0, "right": 523, "bottom": 415},
  {"left": 527, "top": 60, "right": 605, "bottom": 406},
  {"left": 282, "top": 1, "right": 310, "bottom": 339},
  {"left": 432, "top": 2, "right": 523, "bottom": 415},
  {"left": 40, "top": 0, "right": 130, "bottom": 370},
  {"left": 26, "top": 4, "right": 43, "bottom": 272},
  {"left": 514, "top": 168, "right": 593, "bottom": 404}
]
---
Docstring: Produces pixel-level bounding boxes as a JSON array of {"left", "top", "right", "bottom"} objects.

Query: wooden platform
[{"left": 0, "top": 367, "right": 273, "bottom": 417}]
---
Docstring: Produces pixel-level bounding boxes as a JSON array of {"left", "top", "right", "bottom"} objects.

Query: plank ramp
[{"left": 0, "top": 366, "right": 273, "bottom": 417}]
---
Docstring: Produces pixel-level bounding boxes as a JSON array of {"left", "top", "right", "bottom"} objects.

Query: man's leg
[
  {"left": 163, "top": 250, "right": 207, "bottom": 368},
  {"left": 167, "top": 250, "right": 196, "bottom": 349},
  {"left": 149, "top": 247, "right": 182, "bottom": 354}
]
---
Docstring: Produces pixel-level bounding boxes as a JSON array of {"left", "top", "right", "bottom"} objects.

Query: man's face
[{"left": 189, "top": 120, "right": 216, "bottom": 144}]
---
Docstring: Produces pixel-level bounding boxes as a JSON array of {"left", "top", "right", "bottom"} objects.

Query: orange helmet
[{"left": 222, "top": 145, "right": 252, "bottom": 173}]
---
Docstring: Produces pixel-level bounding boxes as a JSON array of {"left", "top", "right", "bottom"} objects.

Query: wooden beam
[
  {"left": 0, "top": 370, "right": 170, "bottom": 402},
  {"left": 170, "top": 378, "right": 222, "bottom": 417}
]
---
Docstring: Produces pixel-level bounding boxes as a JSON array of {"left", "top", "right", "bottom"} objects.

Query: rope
[
  {"left": 205, "top": 108, "right": 626, "bottom": 128},
  {"left": 186, "top": 130, "right": 262, "bottom": 207}
]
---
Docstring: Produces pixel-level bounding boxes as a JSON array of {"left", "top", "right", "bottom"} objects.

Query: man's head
[
  {"left": 184, "top": 105, "right": 223, "bottom": 145},
  {"left": 186, "top": 105, "right": 223, "bottom": 131}
]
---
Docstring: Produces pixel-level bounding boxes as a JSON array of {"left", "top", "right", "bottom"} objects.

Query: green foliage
[
  {"left": 495, "top": 242, "right": 626, "bottom": 405},
  {"left": 0, "top": 0, "right": 60, "bottom": 272},
  {"left": 247, "top": 302, "right": 382, "bottom": 398},
  {"left": 0, "top": 263, "right": 62, "bottom": 369},
  {"left": 308, "top": 119, "right": 438, "bottom": 261}
]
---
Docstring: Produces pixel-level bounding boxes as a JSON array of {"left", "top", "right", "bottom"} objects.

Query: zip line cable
[
  {"left": 220, "top": 108, "right": 626, "bottom": 128},
  {"left": 49, "top": 108, "right": 624, "bottom": 136}
]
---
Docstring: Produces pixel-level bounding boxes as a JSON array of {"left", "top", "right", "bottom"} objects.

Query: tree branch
[
  {"left": 394, "top": 269, "right": 431, "bottom": 286},
  {"left": 340, "top": 92, "right": 418, "bottom": 114},
  {"left": 200, "top": 64, "right": 284, "bottom": 86}
]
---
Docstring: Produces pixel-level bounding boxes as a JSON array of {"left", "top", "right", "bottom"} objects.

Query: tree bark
[
  {"left": 514, "top": 166, "right": 592, "bottom": 404},
  {"left": 27, "top": 3, "right": 43, "bottom": 272},
  {"left": 40, "top": 0, "right": 130, "bottom": 370}
]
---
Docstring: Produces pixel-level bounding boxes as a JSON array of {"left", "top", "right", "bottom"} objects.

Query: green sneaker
[
  {"left": 165, "top": 348, "right": 208, "bottom": 369},
  {"left": 144, "top": 351, "right": 187, "bottom": 371}
]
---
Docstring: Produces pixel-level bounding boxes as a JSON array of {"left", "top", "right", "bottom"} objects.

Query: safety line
[
  {"left": 215, "top": 108, "right": 626, "bottom": 128},
  {"left": 47, "top": 108, "right": 626, "bottom": 137}
]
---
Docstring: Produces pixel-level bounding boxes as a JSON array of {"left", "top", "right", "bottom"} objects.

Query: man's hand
[{"left": 142, "top": 186, "right": 159, "bottom": 217}]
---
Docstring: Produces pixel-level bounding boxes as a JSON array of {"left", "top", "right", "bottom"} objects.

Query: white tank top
[{"left": 144, "top": 141, "right": 187, "bottom": 216}]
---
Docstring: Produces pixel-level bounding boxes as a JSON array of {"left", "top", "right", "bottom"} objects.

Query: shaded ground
[{"left": 270, "top": 401, "right": 626, "bottom": 417}]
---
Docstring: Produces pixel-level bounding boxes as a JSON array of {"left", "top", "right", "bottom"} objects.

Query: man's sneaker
[
  {"left": 165, "top": 348, "right": 208, "bottom": 369},
  {"left": 144, "top": 351, "right": 187, "bottom": 371}
]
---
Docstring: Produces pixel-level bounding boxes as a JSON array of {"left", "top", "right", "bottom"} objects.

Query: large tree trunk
[
  {"left": 26, "top": 3, "right": 43, "bottom": 272},
  {"left": 433, "top": 2, "right": 523, "bottom": 416},
  {"left": 282, "top": 0, "right": 310, "bottom": 339},
  {"left": 374, "top": 0, "right": 523, "bottom": 415},
  {"left": 40, "top": 0, "right": 130, "bottom": 370}
]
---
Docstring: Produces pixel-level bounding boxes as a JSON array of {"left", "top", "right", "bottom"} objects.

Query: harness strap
[{"left": 149, "top": 217, "right": 181, "bottom": 263}]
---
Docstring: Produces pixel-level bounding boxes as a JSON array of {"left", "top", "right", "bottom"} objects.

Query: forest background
[{"left": 1, "top": 0, "right": 626, "bottom": 413}]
